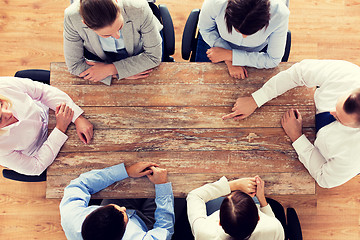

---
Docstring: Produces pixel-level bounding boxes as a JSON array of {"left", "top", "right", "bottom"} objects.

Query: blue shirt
[
  {"left": 59, "top": 163, "right": 175, "bottom": 240},
  {"left": 98, "top": 30, "right": 126, "bottom": 53},
  {"left": 198, "top": 0, "right": 289, "bottom": 68}
]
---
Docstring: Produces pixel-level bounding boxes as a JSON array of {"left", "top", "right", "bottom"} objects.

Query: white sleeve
[
  {"left": 198, "top": 0, "right": 232, "bottom": 49},
  {"left": 292, "top": 134, "right": 356, "bottom": 188},
  {"left": 186, "top": 176, "right": 231, "bottom": 236},
  {"left": 251, "top": 59, "right": 340, "bottom": 107},
  {"left": 8, "top": 77, "right": 83, "bottom": 122},
  {"left": 0, "top": 128, "right": 68, "bottom": 175}
]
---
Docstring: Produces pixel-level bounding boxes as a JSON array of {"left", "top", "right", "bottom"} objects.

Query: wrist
[
  {"left": 226, "top": 49, "right": 232, "bottom": 62},
  {"left": 108, "top": 64, "right": 118, "bottom": 75},
  {"left": 55, "top": 125, "right": 66, "bottom": 134},
  {"left": 289, "top": 132, "right": 302, "bottom": 142}
]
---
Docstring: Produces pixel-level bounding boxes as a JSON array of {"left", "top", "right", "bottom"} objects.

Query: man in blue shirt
[{"left": 60, "top": 162, "right": 175, "bottom": 240}]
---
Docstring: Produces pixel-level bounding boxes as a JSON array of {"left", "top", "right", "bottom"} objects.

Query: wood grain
[
  {"left": 1, "top": 0, "right": 360, "bottom": 239},
  {"left": 55, "top": 128, "right": 314, "bottom": 152},
  {"left": 49, "top": 150, "right": 306, "bottom": 175},
  {"left": 46, "top": 172, "right": 315, "bottom": 199}
]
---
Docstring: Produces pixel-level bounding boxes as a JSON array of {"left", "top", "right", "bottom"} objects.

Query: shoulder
[
  {"left": 252, "top": 211, "right": 284, "bottom": 238},
  {"left": 269, "top": 0, "right": 290, "bottom": 21},
  {"left": 64, "top": 0, "right": 81, "bottom": 21},
  {"left": 121, "top": 0, "right": 149, "bottom": 14},
  {"left": 202, "top": 0, "right": 228, "bottom": 12}
]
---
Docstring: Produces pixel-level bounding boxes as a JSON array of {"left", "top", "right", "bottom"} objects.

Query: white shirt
[
  {"left": 187, "top": 177, "right": 284, "bottom": 240},
  {"left": 198, "top": 0, "right": 289, "bottom": 68},
  {"left": 252, "top": 59, "right": 360, "bottom": 188},
  {"left": 0, "top": 77, "right": 83, "bottom": 175}
]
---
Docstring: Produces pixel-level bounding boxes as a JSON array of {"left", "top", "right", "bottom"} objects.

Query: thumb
[{"left": 86, "top": 61, "right": 95, "bottom": 66}]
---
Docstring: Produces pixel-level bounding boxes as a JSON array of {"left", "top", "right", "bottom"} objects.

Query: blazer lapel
[
  {"left": 83, "top": 27, "right": 107, "bottom": 60},
  {"left": 120, "top": 6, "right": 134, "bottom": 56}
]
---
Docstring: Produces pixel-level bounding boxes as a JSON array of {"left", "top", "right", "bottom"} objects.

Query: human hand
[
  {"left": 255, "top": 175, "right": 267, "bottom": 207},
  {"left": 125, "top": 162, "right": 159, "bottom": 178},
  {"left": 74, "top": 115, "right": 94, "bottom": 144},
  {"left": 79, "top": 61, "right": 117, "bottom": 82},
  {"left": 146, "top": 166, "right": 168, "bottom": 184},
  {"left": 124, "top": 69, "right": 153, "bottom": 80},
  {"left": 206, "top": 47, "right": 232, "bottom": 63},
  {"left": 229, "top": 177, "right": 256, "bottom": 197},
  {"left": 281, "top": 109, "right": 303, "bottom": 142},
  {"left": 222, "top": 96, "right": 257, "bottom": 120},
  {"left": 225, "top": 61, "right": 248, "bottom": 79},
  {"left": 55, "top": 103, "right": 74, "bottom": 133}
]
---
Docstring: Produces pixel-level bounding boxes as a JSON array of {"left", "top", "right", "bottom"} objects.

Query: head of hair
[
  {"left": 343, "top": 88, "right": 360, "bottom": 126},
  {"left": 219, "top": 191, "right": 259, "bottom": 240},
  {"left": 0, "top": 96, "right": 12, "bottom": 135},
  {"left": 81, "top": 204, "right": 126, "bottom": 240},
  {"left": 80, "top": 0, "right": 120, "bottom": 30},
  {"left": 224, "top": 0, "right": 270, "bottom": 35}
]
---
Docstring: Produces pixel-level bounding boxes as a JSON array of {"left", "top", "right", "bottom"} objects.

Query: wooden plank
[
  {"left": 50, "top": 62, "right": 297, "bottom": 86},
  {"left": 47, "top": 150, "right": 306, "bottom": 175},
  {"left": 56, "top": 128, "right": 315, "bottom": 153},
  {"left": 49, "top": 105, "right": 316, "bottom": 129},
  {"left": 46, "top": 172, "right": 315, "bottom": 198},
  {"left": 50, "top": 84, "right": 315, "bottom": 107}
]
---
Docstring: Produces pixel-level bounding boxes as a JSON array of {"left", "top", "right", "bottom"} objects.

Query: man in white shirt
[{"left": 223, "top": 59, "right": 360, "bottom": 188}]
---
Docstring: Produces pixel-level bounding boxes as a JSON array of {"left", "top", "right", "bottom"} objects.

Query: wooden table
[{"left": 46, "top": 62, "right": 316, "bottom": 199}]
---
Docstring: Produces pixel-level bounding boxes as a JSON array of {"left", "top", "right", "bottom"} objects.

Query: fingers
[
  {"left": 86, "top": 61, "right": 96, "bottom": 66},
  {"left": 79, "top": 68, "right": 90, "bottom": 78},
  {"left": 77, "top": 131, "right": 87, "bottom": 144},
  {"left": 222, "top": 111, "right": 240, "bottom": 120},
  {"left": 243, "top": 67, "right": 248, "bottom": 78}
]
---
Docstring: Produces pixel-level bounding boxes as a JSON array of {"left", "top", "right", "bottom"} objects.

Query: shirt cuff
[
  {"left": 155, "top": 182, "right": 173, "bottom": 197},
  {"left": 260, "top": 204, "right": 275, "bottom": 217},
  {"left": 101, "top": 76, "right": 112, "bottom": 86},
  {"left": 292, "top": 134, "right": 313, "bottom": 161},
  {"left": 72, "top": 106, "right": 84, "bottom": 123},
  {"left": 232, "top": 49, "right": 246, "bottom": 66},
  {"left": 251, "top": 88, "right": 269, "bottom": 107},
  {"left": 107, "top": 163, "right": 129, "bottom": 182},
  {"left": 50, "top": 127, "right": 69, "bottom": 147}
]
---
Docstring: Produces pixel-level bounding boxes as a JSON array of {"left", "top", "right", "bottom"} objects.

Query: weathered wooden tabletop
[{"left": 46, "top": 62, "right": 316, "bottom": 199}]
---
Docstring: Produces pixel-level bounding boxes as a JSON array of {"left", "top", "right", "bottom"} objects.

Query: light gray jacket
[{"left": 63, "top": 0, "right": 163, "bottom": 85}]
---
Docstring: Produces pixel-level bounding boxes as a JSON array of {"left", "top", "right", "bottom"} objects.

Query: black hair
[
  {"left": 80, "top": 0, "right": 120, "bottom": 30},
  {"left": 81, "top": 204, "right": 126, "bottom": 240},
  {"left": 224, "top": 0, "right": 270, "bottom": 35},
  {"left": 219, "top": 191, "right": 259, "bottom": 240}
]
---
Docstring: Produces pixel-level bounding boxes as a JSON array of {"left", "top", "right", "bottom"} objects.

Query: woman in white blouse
[
  {"left": 0, "top": 77, "right": 93, "bottom": 176},
  {"left": 187, "top": 176, "right": 284, "bottom": 240}
]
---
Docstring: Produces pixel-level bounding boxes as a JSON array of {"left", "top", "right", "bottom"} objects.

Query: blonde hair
[{"left": 0, "top": 94, "right": 13, "bottom": 135}]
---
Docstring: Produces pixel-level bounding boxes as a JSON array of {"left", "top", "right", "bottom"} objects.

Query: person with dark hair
[
  {"left": 60, "top": 162, "right": 175, "bottom": 240},
  {"left": 223, "top": 59, "right": 360, "bottom": 188},
  {"left": 0, "top": 77, "right": 93, "bottom": 176},
  {"left": 187, "top": 176, "right": 284, "bottom": 240},
  {"left": 196, "top": 0, "right": 289, "bottom": 79},
  {"left": 64, "top": 0, "right": 163, "bottom": 85}
]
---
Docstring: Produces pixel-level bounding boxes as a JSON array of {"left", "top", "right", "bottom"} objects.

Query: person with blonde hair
[{"left": 0, "top": 76, "right": 93, "bottom": 176}]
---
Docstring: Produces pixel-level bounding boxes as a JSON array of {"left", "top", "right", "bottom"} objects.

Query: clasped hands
[
  {"left": 125, "top": 162, "right": 168, "bottom": 185},
  {"left": 222, "top": 97, "right": 303, "bottom": 142},
  {"left": 229, "top": 176, "right": 267, "bottom": 206},
  {"left": 206, "top": 47, "right": 248, "bottom": 79},
  {"left": 79, "top": 61, "right": 153, "bottom": 82},
  {"left": 55, "top": 103, "right": 94, "bottom": 144}
]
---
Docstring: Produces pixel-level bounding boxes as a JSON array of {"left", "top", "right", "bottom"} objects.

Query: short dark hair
[
  {"left": 219, "top": 191, "right": 258, "bottom": 240},
  {"left": 81, "top": 204, "right": 126, "bottom": 240},
  {"left": 224, "top": 0, "right": 270, "bottom": 35},
  {"left": 80, "top": 0, "right": 120, "bottom": 30},
  {"left": 343, "top": 88, "right": 360, "bottom": 125}
]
